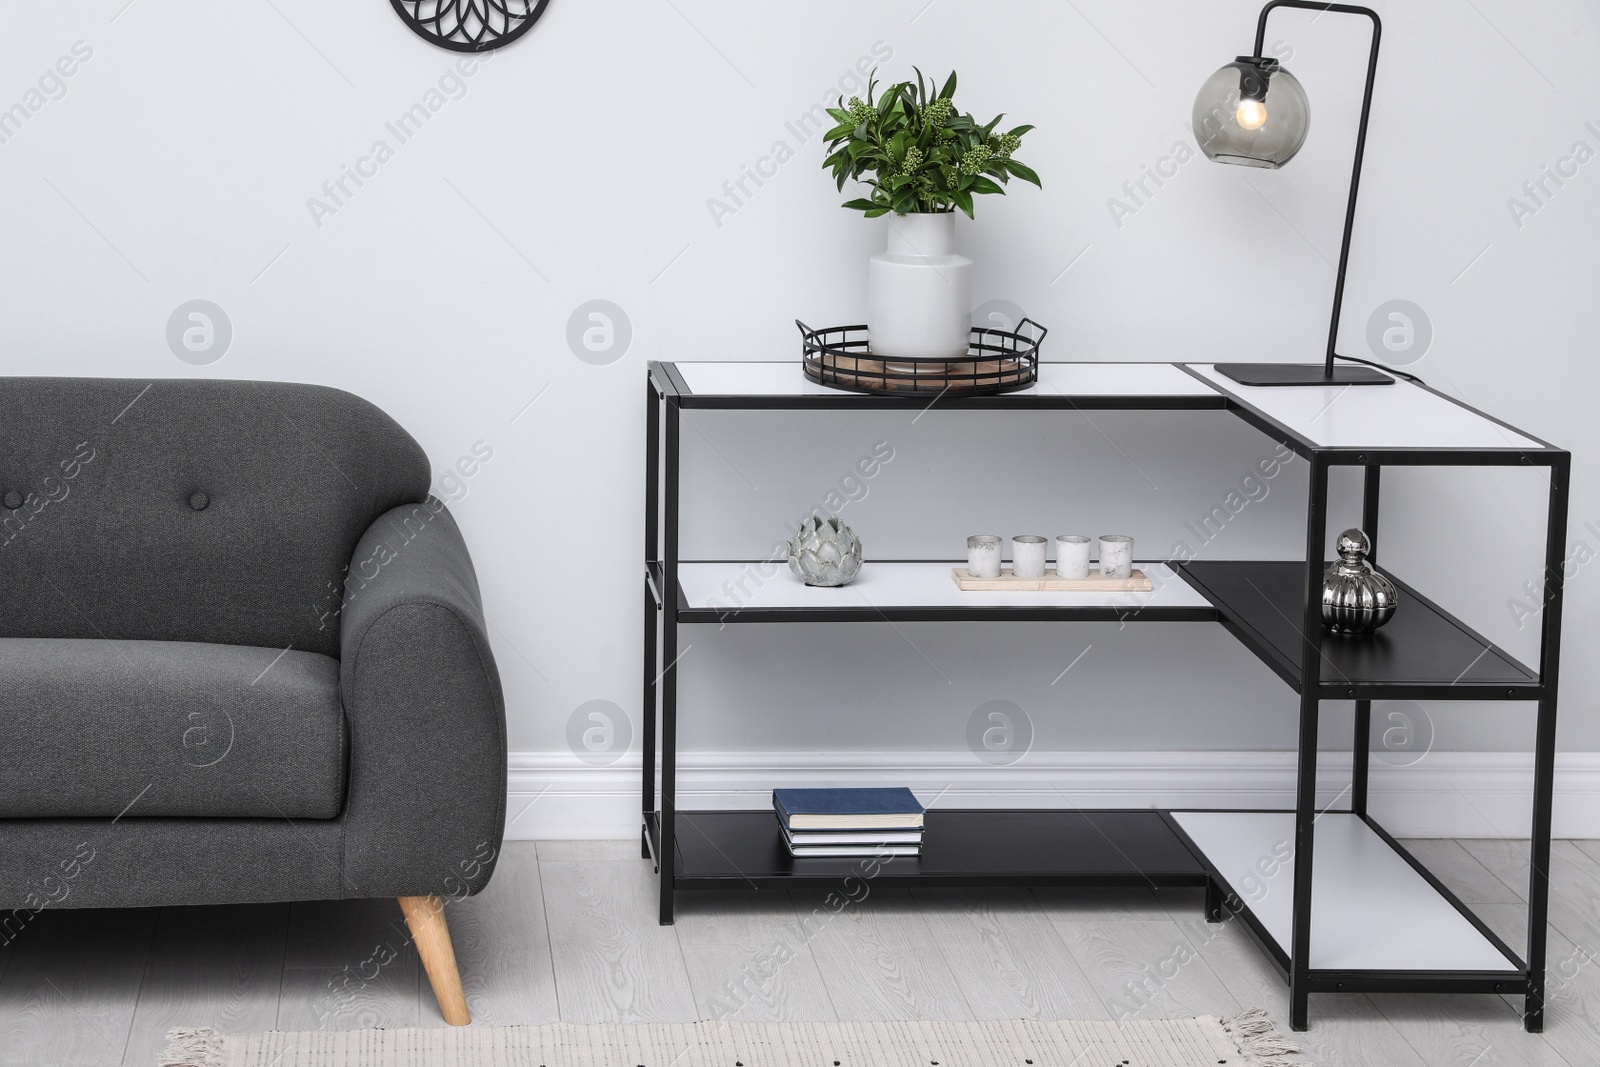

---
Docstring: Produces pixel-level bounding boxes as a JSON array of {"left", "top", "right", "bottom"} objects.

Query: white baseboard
[{"left": 504, "top": 750, "right": 1600, "bottom": 841}]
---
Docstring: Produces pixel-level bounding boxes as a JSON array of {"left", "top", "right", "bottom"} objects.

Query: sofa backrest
[{"left": 0, "top": 378, "right": 431, "bottom": 657}]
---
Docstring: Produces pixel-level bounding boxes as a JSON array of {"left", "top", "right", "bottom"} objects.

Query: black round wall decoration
[{"left": 389, "top": 0, "right": 550, "bottom": 52}]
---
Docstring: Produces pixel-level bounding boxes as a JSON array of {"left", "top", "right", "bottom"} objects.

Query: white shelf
[
  {"left": 1173, "top": 811, "right": 1519, "bottom": 973},
  {"left": 675, "top": 560, "right": 1210, "bottom": 615},
  {"left": 670, "top": 361, "right": 1552, "bottom": 453},
  {"left": 673, "top": 361, "right": 1220, "bottom": 399},
  {"left": 1188, "top": 364, "right": 1547, "bottom": 451}
]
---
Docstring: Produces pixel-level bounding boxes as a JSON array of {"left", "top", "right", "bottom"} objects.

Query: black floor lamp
[{"left": 1193, "top": 1, "right": 1394, "bottom": 387}]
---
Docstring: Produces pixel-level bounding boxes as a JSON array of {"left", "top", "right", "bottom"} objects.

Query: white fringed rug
[{"left": 159, "top": 1010, "right": 1307, "bottom": 1067}]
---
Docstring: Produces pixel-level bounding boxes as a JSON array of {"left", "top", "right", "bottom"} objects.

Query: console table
[{"left": 642, "top": 360, "right": 1568, "bottom": 1032}]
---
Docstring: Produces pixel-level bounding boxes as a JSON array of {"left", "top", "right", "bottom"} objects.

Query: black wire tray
[{"left": 797, "top": 319, "right": 1046, "bottom": 396}]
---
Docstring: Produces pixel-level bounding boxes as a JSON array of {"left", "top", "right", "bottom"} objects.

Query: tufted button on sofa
[{"left": 0, "top": 377, "right": 506, "bottom": 1026}]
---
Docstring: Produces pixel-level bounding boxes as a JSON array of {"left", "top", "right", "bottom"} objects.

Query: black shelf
[
  {"left": 644, "top": 360, "right": 1570, "bottom": 1032},
  {"left": 660, "top": 809, "right": 1208, "bottom": 890},
  {"left": 1177, "top": 560, "right": 1540, "bottom": 699},
  {"left": 664, "top": 559, "right": 1539, "bottom": 705}
]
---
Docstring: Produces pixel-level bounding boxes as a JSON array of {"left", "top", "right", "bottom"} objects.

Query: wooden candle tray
[{"left": 951, "top": 567, "right": 1154, "bottom": 592}]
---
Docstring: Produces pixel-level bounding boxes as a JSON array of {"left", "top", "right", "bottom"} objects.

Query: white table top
[
  {"left": 672, "top": 361, "right": 1218, "bottom": 399},
  {"left": 663, "top": 361, "right": 1555, "bottom": 453},
  {"left": 1188, "top": 364, "right": 1548, "bottom": 452}
]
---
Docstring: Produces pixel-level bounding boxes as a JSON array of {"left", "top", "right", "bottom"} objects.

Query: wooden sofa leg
[{"left": 399, "top": 895, "right": 470, "bottom": 1026}]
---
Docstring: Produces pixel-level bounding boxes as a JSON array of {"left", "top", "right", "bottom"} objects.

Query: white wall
[{"left": 4, "top": 1, "right": 1598, "bottom": 834}]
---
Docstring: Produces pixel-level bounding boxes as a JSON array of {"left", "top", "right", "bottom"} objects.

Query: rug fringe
[
  {"left": 1221, "top": 1006, "right": 1306, "bottom": 1066},
  {"left": 158, "top": 1026, "right": 227, "bottom": 1067}
]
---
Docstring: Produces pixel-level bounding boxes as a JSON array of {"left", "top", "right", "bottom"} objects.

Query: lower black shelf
[{"left": 659, "top": 809, "right": 1209, "bottom": 890}]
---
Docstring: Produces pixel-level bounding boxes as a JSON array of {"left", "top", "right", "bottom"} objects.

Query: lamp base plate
[{"left": 1215, "top": 363, "right": 1394, "bottom": 387}]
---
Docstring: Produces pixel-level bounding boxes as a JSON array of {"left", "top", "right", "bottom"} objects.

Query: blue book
[{"left": 773, "top": 788, "right": 925, "bottom": 830}]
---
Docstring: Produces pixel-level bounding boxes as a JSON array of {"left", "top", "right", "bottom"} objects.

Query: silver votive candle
[
  {"left": 967, "top": 534, "right": 1002, "bottom": 578},
  {"left": 1012, "top": 535, "right": 1048, "bottom": 579},
  {"left": 1056, "top": 534, "right": 1092, "bottom": 579},
  {"left": 1098, "top": 534, "right": 1134, "bottom": 579}
]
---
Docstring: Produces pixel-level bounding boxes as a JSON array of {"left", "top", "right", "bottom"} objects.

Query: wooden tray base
[{"left": 951, "top": 567, "right": 1154, "bottom": 592}]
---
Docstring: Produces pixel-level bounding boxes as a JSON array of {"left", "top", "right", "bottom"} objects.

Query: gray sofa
[{"left": 0, "top": 377, "right": 506, "bottom": 1026}]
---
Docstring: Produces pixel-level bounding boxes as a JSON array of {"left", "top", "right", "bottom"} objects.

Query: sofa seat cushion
[{"left": 0, "top": 638, "right": 345, "bottom": 819}]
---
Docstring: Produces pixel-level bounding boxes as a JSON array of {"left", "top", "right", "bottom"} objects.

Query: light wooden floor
[{"left": 4, "top": 839, "right": 1600, "bottom": 1067}]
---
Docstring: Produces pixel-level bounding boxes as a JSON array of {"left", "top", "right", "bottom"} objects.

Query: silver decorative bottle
[{"left": 1321, "top": 528, "right": 1398, "bottom": 634}]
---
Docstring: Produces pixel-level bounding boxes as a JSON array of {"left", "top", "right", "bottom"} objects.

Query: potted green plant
[{"left": 823, "top": 70, "right": 1040, "bottom": 358}]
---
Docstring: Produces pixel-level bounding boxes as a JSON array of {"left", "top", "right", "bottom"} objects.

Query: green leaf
[
  {"left": 968, "top": 175, "right": 1004, "bottom": 196},
  {"left": 1006, "top": 124, "right": 1035, "bottom": 137},
  {"left": 1005, "top": 159, "right": 1042, "bottom": 187},
  {"left": 939, "top": 69, "right": 957, "bottom": 100},
  {"left": 863, "top": 207, "right": 891, "bottom": 218},
  {"left": 953, "top": 188, "right": 975, "bottom": 218},
  {"left": 842, "top": 198, "right": 880, "bottom": 212}
]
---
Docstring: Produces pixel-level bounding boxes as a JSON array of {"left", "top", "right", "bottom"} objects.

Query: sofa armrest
[{"left": 338, "top": 500, "right": 507, "bottom": 899}]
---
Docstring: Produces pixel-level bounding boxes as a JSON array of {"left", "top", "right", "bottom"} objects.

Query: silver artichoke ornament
[
  {"left": 787, "top": 515, "right": 863, "bottom": 587},
  {"left": 1321, "top": 528, "right": 1398, "bottom": 634}
]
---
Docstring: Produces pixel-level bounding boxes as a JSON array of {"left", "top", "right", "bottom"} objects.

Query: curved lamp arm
[{"left": 1254, "top": 1, "right": 1382, "bottom": 377}]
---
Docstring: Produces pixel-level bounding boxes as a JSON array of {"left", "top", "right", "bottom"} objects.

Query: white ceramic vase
[{"left": 867, "top": 212, "right": 972, "bottom": 358}]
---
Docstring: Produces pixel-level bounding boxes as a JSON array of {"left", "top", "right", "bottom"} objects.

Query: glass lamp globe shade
[{"left": 1191, "top": 59, "right": 1310, "bottom": 168}]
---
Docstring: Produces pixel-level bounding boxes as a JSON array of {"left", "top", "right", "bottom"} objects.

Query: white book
[
  {"left": 782, "top": 827, "right": 924, "bottom": 846},
  {"left": 787, "top": 844, "right": 921, "bottom": 858}
]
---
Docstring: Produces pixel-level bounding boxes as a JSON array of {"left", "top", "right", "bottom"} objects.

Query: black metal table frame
[{"left": 641, "top": 360, "right": 1569, "bottom": 1032}]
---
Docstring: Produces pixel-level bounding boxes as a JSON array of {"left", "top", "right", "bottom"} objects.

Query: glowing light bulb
[{"left": 1236, "top": 98, "right": 1268, "bottom": 130}]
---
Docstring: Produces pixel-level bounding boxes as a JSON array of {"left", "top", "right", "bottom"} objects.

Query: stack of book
[{"left": 773, "top": 787, "right": 925, "bottom": 857}]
